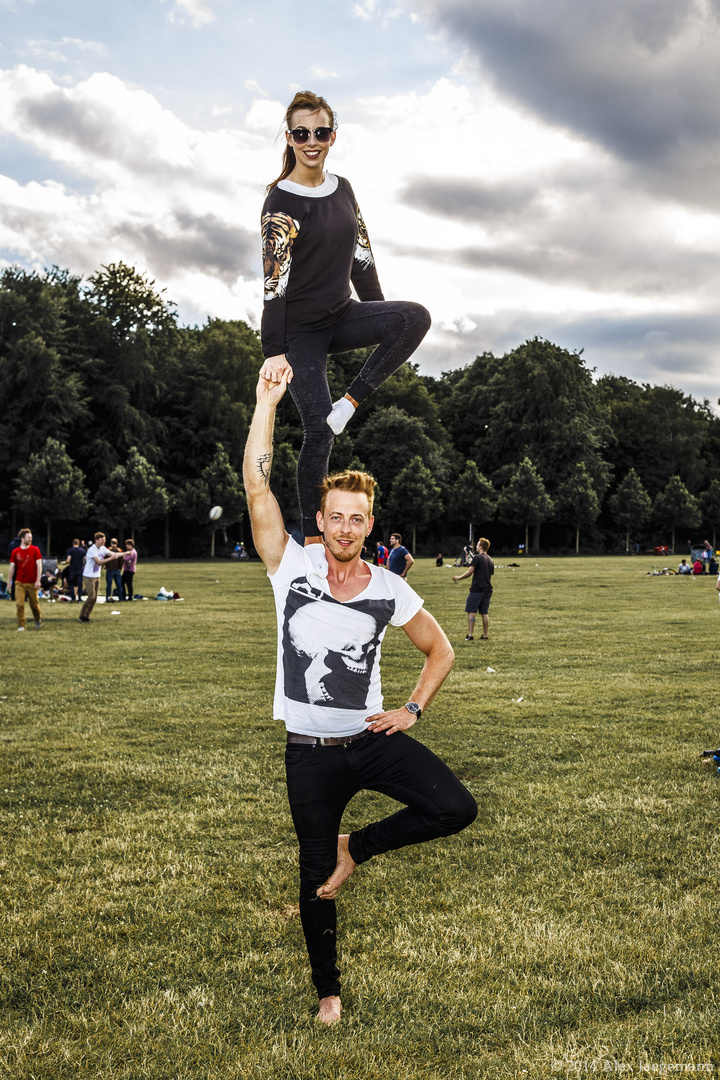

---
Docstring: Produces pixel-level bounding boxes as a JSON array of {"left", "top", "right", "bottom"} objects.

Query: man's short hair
[
  {"left": 94, "top": 531, "right": 106, "bottom": 541},
  {"left": 72, "top": 538, "right": 80, "bottom": 546},
  {"left": 19, "top": 528, "right": 31, "bottom": 539},
  {"left": 320, "top": 470, "right": 377, "bottom": 516},
  {"left": 478, "top": 537, "right": 490, "bottom": 552},
  {"left": 391, "top": 532, "right": 402, "bottom": 542}
]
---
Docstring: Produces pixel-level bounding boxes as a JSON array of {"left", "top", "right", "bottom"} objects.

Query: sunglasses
[{"left": 288, "top": 126, "right": 335, "bottom": 145}]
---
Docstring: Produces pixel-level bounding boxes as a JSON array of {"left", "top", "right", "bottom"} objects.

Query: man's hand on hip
[{"left": 365, "top": 708, "right": 417, "bottom": 736}]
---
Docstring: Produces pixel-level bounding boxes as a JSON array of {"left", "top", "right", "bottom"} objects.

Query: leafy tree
[
  {"left": 448, "top": 461, "right": 496, "bottom": 547},
  {"left": 75, "top": 263, "right": 178, "bottom": 485},
  {"left": 699, "top": 479, "right": 720, "bottom": 550},
  {"left": 497, "top": 458, "right": 554, "bottom": 553},
  {"left": 354, "top": 405, "right": 450, "bottom": 499},
  {"left": 180, "top": 444, "right": 246, "bottom": 556},
  {"left": 556, "top": 462, "right": 601, "bottom": 554},
  {"left": 0, "top": 267, "right": 89, "bottom": 510},
  {"left": 386, "top": 456, "right": 443, "bottom": 553},
  {"left": 271, "top": 443, "right": 300, "bottom": 526},
  {"left": 12, "top": 437, "right": 89, "bottom": 553},
  {"left": 652, "top": 475, "right": 699, "bottom": 551},
  {"left": 608, "top": 468, "right": 653, "bottom": 552},
  {"left": 598, "top": 377, "right": 712, "bottom": 496},
  {"left": 94, "top": 447, "right": 169, "bottom": 537},
  {"left": 437, "top": 339, "right": 611, "bottom": 500}
]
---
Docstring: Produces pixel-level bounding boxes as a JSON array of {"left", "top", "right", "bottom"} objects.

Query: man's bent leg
[
  {"left": 285, "top": 745, "right": 358, "bottom": 1001},
  {"left": 346, "top": 731, "right": 477, "bottom": 866}
]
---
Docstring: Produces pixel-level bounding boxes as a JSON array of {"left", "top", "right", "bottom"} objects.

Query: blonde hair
[
  {"left": 320, "top": 470, "right": 376, "bottom": 516},
  {"left": 266, "top": 90, "right": 336, "bottom": 192},
  {"left": 478, "top": 537, "right": 490, "bottom": 552}
]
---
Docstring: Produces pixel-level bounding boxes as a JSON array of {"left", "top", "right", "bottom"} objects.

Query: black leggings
[
  {"left": 286, "top": 299, "right": 431, "bottom": 536},
  {"left": 284, "top": 729, "right": 477, "bottom": 1000}
]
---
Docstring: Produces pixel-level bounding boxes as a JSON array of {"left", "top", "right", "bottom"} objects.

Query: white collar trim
[{"left": 278, "top": 173, "right": 339, "bottom": 198}]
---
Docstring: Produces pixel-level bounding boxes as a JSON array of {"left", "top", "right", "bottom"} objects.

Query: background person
[
  {"left": 66, "top": 539, "right": 85, "bottom": 601},
  {"left": 387, "top": 533, "right": 413, "bottom": 579},
  {"left": 7, "top": 532, "right": 21, "bottom": 601},
  {"left": 122, "top": 540, "right": 138, "bottom": 600},
  {"left": 260, "top": 89, "right": 431, "bottom": 569},
  {"left": 79, "top": 532, "right": 118, "bottom": 623},
  {"left": 453, "top": 537, "right": 494, "bottom": 642},
  {"left": 8, "top": 528, "right": 42, "bottom": 631},
  {"left": 105, "top": 539, "right": 124, "bottom": 601}
]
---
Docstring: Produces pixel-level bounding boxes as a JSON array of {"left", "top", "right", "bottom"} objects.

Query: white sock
[
  {"left": 305, "top": 543, "right": 328, "bottom": 578},
  {"left": 326, "top": 397, "right": 356, "bottom": 435}
]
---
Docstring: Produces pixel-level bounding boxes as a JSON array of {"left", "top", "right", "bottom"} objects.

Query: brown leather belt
[{"left": 286, "top": 729, "right": 369, "bottom": 747}]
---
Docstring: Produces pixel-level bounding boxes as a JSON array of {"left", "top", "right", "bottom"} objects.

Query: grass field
[{"left": 2, "top": 555, "right": 719, "bottom": 1079}]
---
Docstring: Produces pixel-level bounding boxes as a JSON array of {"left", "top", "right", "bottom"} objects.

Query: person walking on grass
[
  {"left": 243, "top": 369, "right": 477, "bottom": 1027},
  {"left": 453, "top": 537, "right": 494, "bottom": 641},
  {"left": 8, "top": 528, "right": 42, "bottom": 631},
  {"left": 260, "top": 89, "right": 430, "bottom": 577}
]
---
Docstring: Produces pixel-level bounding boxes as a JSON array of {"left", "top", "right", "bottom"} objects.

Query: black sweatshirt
[{"left": 260, "top": 173, "right": 384, "bottom": 358}]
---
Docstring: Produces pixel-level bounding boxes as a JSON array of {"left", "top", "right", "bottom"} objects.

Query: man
[
  {"left": 78, "top": 532, "right": 119, "bottom": 623},
  {"left": 453, "top": 537, "right": 494, "bottom": 641},
  {"left": 387, "top": 532, "right": 413, "bottom": 578},
  {"left": 105, "top": 538, "right": 124, "bottom": 601},
  {"left": 243, "top": 370, "right": 477, "bottom": 1026},
  {"left": 66, "top": 539, "right": 86, "bottom": 601},
  {"left": 8, "top": 528, "right": 43, "bottom": 631}
]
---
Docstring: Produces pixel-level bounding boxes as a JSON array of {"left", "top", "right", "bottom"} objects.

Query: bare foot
[
  {"left": 317, "top": 995, "right": 342, "bottom": 1025},
  {"left": 316, "top": 835, "right": 357, "bottom": 900}
]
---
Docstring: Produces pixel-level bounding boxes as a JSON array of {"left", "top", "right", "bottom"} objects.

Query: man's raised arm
[{"left": 242, "top": 370, "right": 292, "bottom": 575}]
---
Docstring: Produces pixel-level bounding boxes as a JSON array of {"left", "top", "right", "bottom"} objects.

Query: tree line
[{"left": 3, "top": 263, "right": 720, "bottom": 557}]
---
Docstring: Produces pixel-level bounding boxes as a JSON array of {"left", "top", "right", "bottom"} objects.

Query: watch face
[{"left": 405, "top": 702, "right": 421, "bottom": 716}]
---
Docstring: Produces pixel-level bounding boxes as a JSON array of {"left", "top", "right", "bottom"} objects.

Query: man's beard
[{"left": 327, "top": 537, "right": 361, "bottom": 562}]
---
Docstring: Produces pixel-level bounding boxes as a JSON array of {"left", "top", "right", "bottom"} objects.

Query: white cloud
[
  {"left": 162, "top": 0, "right": 217, "bottom": 28},
  {"left": 310, "top": 66, "right": 339, "bottom": 79},
  {"left": 25, "top": 37, "right": 109, "bottom": 63},
  {"left": 0, "top": 65, "right": 274, "bottom": 320},
  {"left": 353, "top": 0, "right": 379, "bottom": 20},
  {"left": 2, "top": 54, "right": 720, "bottom": 401}
]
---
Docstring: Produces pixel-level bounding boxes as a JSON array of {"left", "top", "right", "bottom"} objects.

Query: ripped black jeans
[
  {"left": 285, "top": 299, "right": 431, "bottom": 536},
  {"left": 284, "top": 729, "right": 477, "bottom": 1000}
]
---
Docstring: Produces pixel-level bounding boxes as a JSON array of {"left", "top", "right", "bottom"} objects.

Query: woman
[{"left": 260, "top": 90, "right": 431, "bottom": 565}]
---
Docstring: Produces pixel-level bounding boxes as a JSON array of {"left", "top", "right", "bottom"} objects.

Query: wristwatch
[{"left": 404, "top": 701, "right": 422, "bottom": 719}]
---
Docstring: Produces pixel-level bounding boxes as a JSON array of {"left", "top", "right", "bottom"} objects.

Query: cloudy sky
[{"left": 2, "top": 0, "right": 720, "bottom": 403}]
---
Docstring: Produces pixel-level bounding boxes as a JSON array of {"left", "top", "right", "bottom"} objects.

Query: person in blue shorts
[{"left": 453, "top": 538, "right": 494, "bottom": 641}]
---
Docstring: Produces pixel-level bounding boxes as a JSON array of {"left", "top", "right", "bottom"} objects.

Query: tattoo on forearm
[{"left": 257, "top": 453, "right": 272, "bottom": 485}]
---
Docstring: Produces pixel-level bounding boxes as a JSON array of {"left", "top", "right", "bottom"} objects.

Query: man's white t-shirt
[
  {"left": 269, "top": 538, "right": 424, "bottom": 738},
  {"left": 83, "top": 544, "right": 110, "bottom": 579}
]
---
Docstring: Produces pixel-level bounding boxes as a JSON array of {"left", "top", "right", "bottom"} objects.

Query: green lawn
[{"left": 2, "top": 556, "right": 719, "bottom": 1079}]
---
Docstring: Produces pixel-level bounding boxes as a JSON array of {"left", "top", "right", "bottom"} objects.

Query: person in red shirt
[{"left": 8, "top": 528, "right": 43, "bottom": 630}]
